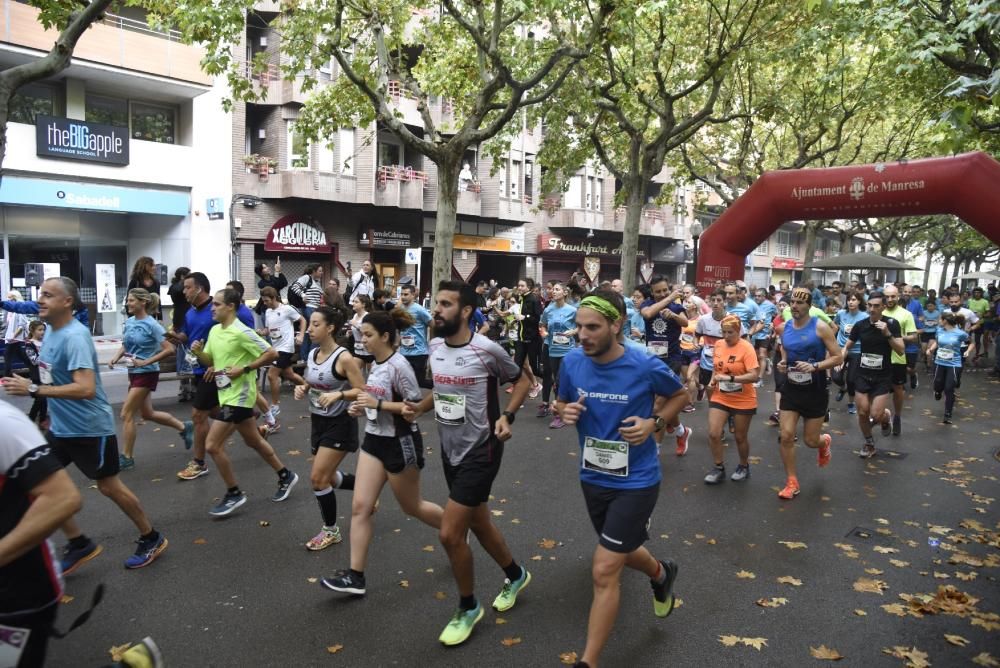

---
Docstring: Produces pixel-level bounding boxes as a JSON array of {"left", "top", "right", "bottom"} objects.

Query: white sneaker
[{"left": 270, "top": 404, "right": 281, "bottom": 418}]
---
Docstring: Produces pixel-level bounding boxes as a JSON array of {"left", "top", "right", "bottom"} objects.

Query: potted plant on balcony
[
  {"left": 243, "top": 154, "right": 259, "bottom": 174},
  {"left": 267, "top": 158, "right": 278, "bottom": 174}
]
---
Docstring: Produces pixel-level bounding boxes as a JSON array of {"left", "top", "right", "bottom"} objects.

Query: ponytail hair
[
  {"left": 363, "top": 307, "right": 415, "bottom": 346},
  {"left": 128, "top": 288, "right": 160, "bottom": 314}
]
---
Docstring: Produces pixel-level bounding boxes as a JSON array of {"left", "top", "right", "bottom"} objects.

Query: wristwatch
[
  {"left": 653, "top": 416, "right": 666, "bottom": 431},
  {"left": 502, "top": 410, "right": 516, "bottom": 424},
  {"left": 243, "top": 366, "right": 252, "bottom": 376},
  {"left": 28, "top": 383, "right": 39, "bottom": 398}
]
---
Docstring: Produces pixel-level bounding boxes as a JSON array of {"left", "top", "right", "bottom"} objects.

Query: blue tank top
[{"left": 782, "top": 316, "right": 827, "bottom": 387}]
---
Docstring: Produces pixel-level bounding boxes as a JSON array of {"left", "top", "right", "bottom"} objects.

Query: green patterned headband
[{"left": 579, "top": 295, "right": 621, "bottom": 321}]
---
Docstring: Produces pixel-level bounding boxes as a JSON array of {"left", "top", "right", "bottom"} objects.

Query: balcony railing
[
  {"left": 244, "top": 62, "right": 281, "bottom": 86},
  {"left": 98, "top": 12, "right": 181, "bottom": 41},
  {"left": 378, "top": 164, "right": 428, "bottom": 187}
]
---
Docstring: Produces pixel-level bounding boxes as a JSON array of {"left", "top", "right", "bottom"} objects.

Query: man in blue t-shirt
[
  {"left": 399, "top": 284, "right": 433, "bottom": 388},
  {"left": 901, "top": 284, "right": 924, "bottom": 390},
  {"left": 555, "top": 288, "right": 688, "bottom": 667},
  {"left": 4, "top": 277, "right": 168, "bottom": 574},
  {"left": 724, "top": 283, "right": 761, "bottom": 338}
]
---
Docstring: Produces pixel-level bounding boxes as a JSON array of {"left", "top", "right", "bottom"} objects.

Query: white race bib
[
  {"left": 185, "top": 351, "right": 198, "bottom": 366},
  {"left": 124, "top": 355, "right": 136, "bottom": 368},
  {"left": 0, "top": 623, "right": 31, "bottom": 667},
  {"left": 583, "top": 437, "right": 629, "bottom": 477},
  {"left": 553, "top": 334, "right": 571, "bottom": 346},
  {"left": 433, "top": 392, "right": 466, "bottom": 425},
  {"left": 401, "top": 335, "right": 416, "bottom": 348},
  {"left": 936, "top": 348, "right": 955, "bottom": 361},
  {"left": 365, "top": 407, "right": 378, "bottom": 421},
  {"left": 308, "top": 388, "right": 325, "bottom": 409},
  {"left": 39, "top": 361, "right": 53, "bottom": 385},
  {"left": 354, "top": 342, "right": 367, "bottom": 356},
  {"left": 647, "top": 342, "right": 668, "bottom": 357},
  {"left": 704, "top": 346, "right": 715, "bottom": 358},
  {"left": 788, "top": 370, "right": 812, "bottom": 384},
  {"left": 843, "top": 324, "right": 853, "bottom": 335},
  {"left": 681, "top": 333, "right": 696, "bottom": 345},
  {"left": 860, "top": 353, "right": 883, "bottom": 370},
  {"left": 269, "top": 327, "right": 281, "bottom": 339},
  {"left": 719, "top": 380, "right": 742, "bottom": 393},
  {"left": 214, "top": 373, "right": 232, "bottom": 388}
]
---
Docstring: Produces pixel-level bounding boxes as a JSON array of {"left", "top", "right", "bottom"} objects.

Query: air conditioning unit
[{"left": 259, "top": 36, "right": 268, "bottom": 47}]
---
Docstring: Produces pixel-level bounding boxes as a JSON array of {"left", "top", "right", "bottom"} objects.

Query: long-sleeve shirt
[{"left": 2, "top": 300, "right": 88, "bottom": 326}]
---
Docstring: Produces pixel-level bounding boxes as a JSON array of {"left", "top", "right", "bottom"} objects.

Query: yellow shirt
[{"left": 882, "top": 306, "right": 915, "bottom": 365}]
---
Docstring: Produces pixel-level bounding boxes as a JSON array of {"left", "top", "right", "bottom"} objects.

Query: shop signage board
[
  {"left": 537, "top": 233, "right": 646, "bottom": 258},
  {"left": 771, "top": 257, "right": 803, "bottom": 270},
  {"left": 35, "top": 115, "right": 129, "bottom": 165},
  {"left": 265, "top": 216, "right": 331, "bottom": 253},
  {"left": 359, "top": 228, "right": 415, "bottom": 249},
  {"left": 0, "top": 176, "right": 189, "bottom": 216}
]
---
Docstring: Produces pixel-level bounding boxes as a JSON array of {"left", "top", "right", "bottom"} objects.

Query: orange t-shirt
[
  {"left": 711, "top": 338, "right": 759, "bottom": 409},
  {"left": 680, "top": 317, "right": 700, "bottom": 352}
]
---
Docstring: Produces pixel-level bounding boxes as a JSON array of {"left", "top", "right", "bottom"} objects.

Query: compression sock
[{"left": 315, "top": 486, "right": 338, "bottom": 527}]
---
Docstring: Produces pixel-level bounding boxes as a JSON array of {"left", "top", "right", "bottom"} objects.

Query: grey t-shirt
[
  {"left": 429, "top": 333, "right": 521, "bottom": 465},
  {"left": 363, "top": 352, "right": 421, "bottom": 436},
  {"left": 304, "top": 346, "right": 351, "bottom": 417}
]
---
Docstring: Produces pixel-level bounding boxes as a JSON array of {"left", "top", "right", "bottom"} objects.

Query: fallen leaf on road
[
  {"left": 854, "top": 609, "right": 867, "bottom": 616},
  {"left": 865, "top": 568, "right": 885, "bottom": 575},
  {"left": 777, "top": 576, "right": 803, "bottom": 586},
  {"left": 742, "top": 637, "right": 768, "bottom": 651},
  {"left": 511, "top": 518, "right": 521, "bottom": 524},
  {"left": 853, "top": 578, "right": 888, "bottom": 594},
  {"left": 434, "top": 591, "right": 446, "bottom": 600},
  {"left": 873, "top": 546, "right": 898, "bottom": 554},
  {"left": 326, "top": 644, "right": 344, "bottom": 654},
  {"left": 539, "top": 538, "right": 557, "bottom": 549},
  {"left": 193, "top": 538, "right": 207, "bottom": 544},
  {"left": 955, "top": 571, "right": 977, "bottom": 581},
  {"left": 810, "top": 645, "right": 844, "bottom": 660},
  {"left": 530, "top": 555, "right": 542, "bottom": 561},
  {"left": 109, "top": 644, "right": 132, "bottom": 662},
  {"left": 972, "top": 653, "right": 1000, "bottom": 667},
  {"left": 501, "top": 637, "right": 522, "bottom": 647},
  {"left": 881, "top": 603, "right": 910, "bottom": 617},
  {"left": 971, "top": 617, "right": 1000, "bottom": 631},
  {"left": 259, "top": 521, "right": 270, "bottom": 527},
  {"left": 398, "top": 580, "right": 409, "bottom": 588},
  {"left": 736, "top": 570, "right": 756, "bottom": 579},
  {"left": 307, "top": 577, "right": 317, "bottom": 583},
  {"left": 881, "top": 645, "right": 930, "bottom": 667},
  {"left": 889, "top": 559, "right": 910, "bottom": 568},
  {"left": 422, "top": 545, "right": 435, "bottom": 552},
  {"left": 933, "top": 572, "right": 950, "bottom": 579},
  {"left": 495, "top": 618, "right": 507, "bottom": 625},
  {"left": 287, "top": 450, "right": 301, "bottom": 456},
  {"left": 60, "top": 595, "right": 74, "bottom": 604},
  {"left": 719, "top": 635, "right": 741, "bottom": 647},
  {"left": 779, "top": 541, "right": 807, "bottom": 549},
  {"left": 755, "top": 597, "right": 788, "bottom": 608},
  {"left": 875, "top": 518, "right": 890, "bottom": 525},
  {"left": 491, "top": 509, "right": 504, "bottom": 517},
  {"left": 559, "top": 651, "right": 578, "bottom": 665},
  {"left": 943, "top": 634, "right": 969, "bottom": 647}
]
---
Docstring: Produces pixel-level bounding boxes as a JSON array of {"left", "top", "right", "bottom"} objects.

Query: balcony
[
  {"left": 0, "top": 1, "right": 210, "bottom": 85},
  {"left": 612, "top": 206, "right": 683, "bottom": 239},
  {"left": 457, "top": 188, "right": 482, "bottom": 217},
  {"left": 243, "top": 63, "right": 309, "bottom": 105},
  {"left": 242, "top": 165, "right": 358, "bottom": 202},
  {"left": 375, "top": 165, "right": 426, "bottom": 209}
]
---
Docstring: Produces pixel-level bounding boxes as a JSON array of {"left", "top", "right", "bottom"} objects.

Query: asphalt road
[{"left": 14, "top": 368, "right": 1000, "bottom": 667}]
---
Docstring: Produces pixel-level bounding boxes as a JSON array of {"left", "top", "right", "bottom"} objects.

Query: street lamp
[{"left": 687, "top": 221, "right": 703, "bottom": 285}]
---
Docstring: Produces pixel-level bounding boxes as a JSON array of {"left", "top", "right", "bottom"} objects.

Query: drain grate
[{"left": 845, "top": 526, "right": 878, "bottom": 540}]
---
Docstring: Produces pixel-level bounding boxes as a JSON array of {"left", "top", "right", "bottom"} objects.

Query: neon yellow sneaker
[
  {"left": 651, "top": 559, "right": 678, "bottom": 618},
  {"left": 438, "top": 603, "right": 484, "bottom": 646},
  {"left": 492, "top": 567, "right": 531, "bottom": 612}
]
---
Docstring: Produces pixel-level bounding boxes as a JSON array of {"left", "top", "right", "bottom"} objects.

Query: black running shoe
[
  {"left": 322, "top": 570, "right": 366, "bottom": 595},
  {"left": 835, "top": 389, "right": 846, "bottom": 402},
  {"left": 943, "top": 413, "right": 953, "bottom": 424},
  {"left": 910, "top": 375, "right": 918, "bottom": 390},
  {"left": 651, "top": 559, "right": 678, "bottom": 618},
  {"left": 892, "top": 415, "right": 901, "bottom": 436}
]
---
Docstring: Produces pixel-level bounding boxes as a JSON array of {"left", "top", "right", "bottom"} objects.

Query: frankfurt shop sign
[
  {"left": 265, "top": 216, "right": 331, "bottom": 253},
  {"left": 36, "top": 116, "right": 129, "bottom": 165}
]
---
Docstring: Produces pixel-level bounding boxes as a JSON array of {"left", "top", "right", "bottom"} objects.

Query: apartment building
[
  {"left": 0, "top": 0, "right": 231, "bottom": 331},
  {"left": 744, "top": 223, "right": 868, "bottom": 290},
  {"left": 231, "top": 7, "right": 689, "bottom": 296}
]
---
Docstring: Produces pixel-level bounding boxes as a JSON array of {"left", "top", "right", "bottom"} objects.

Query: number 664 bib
[{"left": 583, "top": 437, "right": 629, "bottom": 477}]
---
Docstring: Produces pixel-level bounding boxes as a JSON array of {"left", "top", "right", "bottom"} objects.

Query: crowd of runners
[{"left": 2, "top": 268, "right": 998, "bottom": 667}]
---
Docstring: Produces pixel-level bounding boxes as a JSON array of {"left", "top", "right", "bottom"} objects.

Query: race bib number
[
  {"left": 214, "top": 373, "right": 232, "bottom": 388},
  {"left": 704, "top": 346, "right": 715, "bottom": 358},
  {"left": 788, "top": 370, "right": 812, "bottom": 385},
  {"left": 681, "top": 333, "right": 696, "bottom": 345},
  {"left": 719, "top": 380, "right": 742, "bottom": 393},
  {"left": 269, "top": 328, "right": 281, "bottom": 340},
  {"left": 0, "top": 623, "right": 31, "bottom": 667},
  {"left": 354, "top": 342, "right": 367, "bottom": 356},
  {"left": 308, "top": 388, "right": 325, "bottom": 409},
  {"left": 843, "top": 324, "right": 853, "bottom": 335},
  {"left": 365, "top": 407, "right": 378, "bottom": 422},
  {"left": 401, "top": 335, "right": 416, "bottom": 348},
  {"left": 433, "top": 392, "right": 466, "bottom": 425},
  {"left": 39, "top": 361, "right": 53, "bottom": 385},
  {"left": 185, "top": 351, "right": 198, "bottom": 367},
  {"left": 509, "top": 329, "right": 519, "bottom": 342},
  {"left": 936, "top": 348, "right": 955, "bottom": 362},
  {"left": 582, "top": 437, "right": 629, "bottom": 477},
  {"left": 647, "top": 342, "right": 668, "bottom": 357},
  {"left": 860, "top": 353, "right": 883, "bottom": 370},
  {"left": 553, "top": 334, "right": 571, "bottom": 346},
  {"left": 124, "top": 355, "right": 136, "bottom": 368}
]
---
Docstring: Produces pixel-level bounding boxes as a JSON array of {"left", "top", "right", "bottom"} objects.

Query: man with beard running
[
  {"left": 880, "top": 285, "right": 917, "bottom": 436},
  {"left": 403, "top": 281, "right": 533, "bottom": 647},
  {"left": 775, "top": 287, "right": 842, "bottom": 500},
  {"left": 555, "top": 288, "right": 686, "bottom": 668}
]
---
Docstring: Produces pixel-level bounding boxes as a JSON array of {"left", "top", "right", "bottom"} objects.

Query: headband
[
  {"left": 791, "top": 288, "right": 811, "bottom": 302},
  {"left": 579, "top": 295, "right": 621, "bottom": 321}
]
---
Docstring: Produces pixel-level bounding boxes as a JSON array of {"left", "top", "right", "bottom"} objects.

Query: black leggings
[
  {"left": 832, "top": 353, "right": 859, "bottom": 397},
  {"left": 933, "top": 364, "right": 963, "bottom": 414},
  {"left": 542, "top": 354, "right": 564, "bottom": 403},
  {"left": 514, "top": 339, "right": 542, "bottom": 377}
]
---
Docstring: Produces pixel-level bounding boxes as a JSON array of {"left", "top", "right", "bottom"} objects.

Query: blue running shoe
[
  {"left": 60, "top": 540, "right": 102, "bottom": 575},
  {"left": 210, "top": 491, "right": 247, "bottom": 516},
  {"left": 182, "top": 420, "right": 195, "bottom": 450},
  {"left": 125, "top": 533, "right": 168, "bottom": 569}
]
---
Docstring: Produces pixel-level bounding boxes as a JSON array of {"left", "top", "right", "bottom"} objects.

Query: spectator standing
[
  {"left": 168, "top": 267, "right": 194, "bottom": 402},
  {"left": 254, "top": 259, "right": 289, "bottom": 318},
  {"left": 289, "top": 264, "right": 325, "bottom": 362},
  {"left": 347, "top": 260, "right": 379, "bottom": 303},
  {"left": 3, "top": 290, "right": 29, "bottom": 377},
  {"left": 126, "top": 256, "right": 161, "bottom": 319}
]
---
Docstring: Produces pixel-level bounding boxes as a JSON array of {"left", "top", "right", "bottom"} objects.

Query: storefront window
[
  {"left": 9, "top": 83, "right": 58, "bottom": 124},
  {"left": 86, "top": 95, "right": 129, "bottom": 127},
  {"left": 131, "top": 102, "right": 175, "bottom": 144}
]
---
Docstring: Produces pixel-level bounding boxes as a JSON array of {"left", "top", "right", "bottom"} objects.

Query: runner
[
  {"left": 693, "top": 290, "right": 732, "bottom": 448},
  {"left": 398, "top": 284, "right": 433, "bottom": 389},
  {"left": 920, "top": 297, "right": 941, "bottom": 373},
  {"left": 295, "top": 306, "right": 366, "bottom": 550},
  {"left": 3, "top": 277, "right": 168, "bottom": 571},
  {"left": 832, "top": 293, "right": 868, "bottom": 415},
  {"left": 843, "top": 290, "right": 903, "bottom": 459},
  {"left": 401, "top": 281, "right": 532, "bottom": 647},
  {"left": 258, "top": 287, "right": 307, "bottom": 425},
  {"left": 967, "top": 287, "right": 989, "bottom": 359},
  {"left": 639, "top": 277, "right": 691, "bottom": 454},
  {"left": 110, "top": 288, "right": 194, "bottom": 470},
  {"left": 703, "top": 315, "right": 760, "bottom": 484},
  {"left": 166, "top": 272, "right": 218, "bottom": 482},
  {"left": 189, "top": 287, "right": 298, "bottom": 516},
  {"left": 349, "top": 294, "right": 375, "bottom": 372},
  {"left": 723, "top": 283, "right": 761, "bottom": 338},
  {"left": 512, "top": 278, "right": 543, "bottom": 398},
  {"left": 775, "top": 287, "right": 842, "bottom": 499},
  {"left": 881, "top": 285, "right": 917, "bottom": 436},
  {"left": 539, "top": 282, "right": 577, "bottom": 428},
  {"left": 927, "top": 312, "right": 974, "bottom": 424},
  {"left": 555, "top": 288, "right": 685, "bottom": 668},
  {"left": 321, "top": 308, "right": 444, "bottom": 597},
  {"left": 0, "top": 400, "right": 81, "bottom": 668},
  {"left": 901, "top": 284, "right": 925, "bottom": 389},
  {"left": 678, "top": 299, "right": 701, "bottom": 413},
  {"left": 752, "top": 289, "right": 778, "bottom": 384},
  {"left": 227, "top": 280, "right": 277, "bottom": 434}
]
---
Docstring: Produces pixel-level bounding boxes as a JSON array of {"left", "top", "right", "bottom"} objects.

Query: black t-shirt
[
  {"left": 848, "top": 316, "right": 901, "bottom": 377},
  {"left": 0, "top": 401, "right": 64, "bottom": 616}
]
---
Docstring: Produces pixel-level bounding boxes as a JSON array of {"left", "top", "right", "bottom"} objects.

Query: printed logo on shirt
[{"left": 454, "top": 356, "right": 466, "bottom": 367}]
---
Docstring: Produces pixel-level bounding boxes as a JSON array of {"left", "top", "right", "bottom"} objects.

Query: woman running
[
  {"left": 110, "top": 288, "right": 194, "bottom": 469},
  {"left": 538, "top": 282, "right": 577, "bottom": 428},
  {"left": 296, "top": 306, "right": 366, "bottom": 550},
  {"left": 321, "top": 308, "right": 443, "bottom": 596},
  {"left": 832, "top": 293, "right": 867, "bottom": 415},
  {"left": 920, "top": 298, "right": 940, "bottom": 373},
  {"left": 350, "top": 294, "right": 375, "bottom": 372},
  {"left": 927, "top": 311, "right": 973, "bottom": 424},
  {"left": 679, "top": 299, "right": 702, "bottom": 413},
  {"left": 703, "top": 314, "right": 759, "bottom": 484}
]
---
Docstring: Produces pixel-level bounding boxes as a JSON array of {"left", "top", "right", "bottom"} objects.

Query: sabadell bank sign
[
  {"left": 35, "top": 115, "right": 129, "bottom": 166},
  {"left": 265, "top": 216, "right": 332, "bottom": 253}
]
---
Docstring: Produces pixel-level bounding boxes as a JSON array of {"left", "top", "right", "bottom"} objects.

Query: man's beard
[{"left": 434, "top": 313, "right": 462, "bottom": 338}]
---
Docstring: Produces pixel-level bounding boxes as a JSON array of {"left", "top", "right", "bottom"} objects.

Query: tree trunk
[
  {"left": 431, "top": 157, "right": 461, "bottom": 301},
  {"left": 619, "top": 180, "right": 644, "bottom": 293},
  {"left": 923, "top": 245, "right": 934, "bottom": 285},
  {"left": 939, "top": 255, "right": 950, "bottom": 293},
  {"left": 800, "top": 222, "right": 820, "bottom": 284},
  {"left": 839, "top": 228, "right": 852, "bottom": 285}
]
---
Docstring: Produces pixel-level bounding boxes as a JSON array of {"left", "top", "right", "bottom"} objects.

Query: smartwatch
[
  {"left": 28, "top": 383, "right": 39, "bottom": 398},
  {"left": 653, "top": 416, "right": 666, "bottom": 431},
  {"left": 243, "top": 366, "right": 252, "bottom": 376},
  {"left": 502, "top": 410, "right": 516, "bottom": 424}
]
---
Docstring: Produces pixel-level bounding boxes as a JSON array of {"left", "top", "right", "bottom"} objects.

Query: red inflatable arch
[{"left": 695, "top": 151, "right": 1000, "bottom": 291}]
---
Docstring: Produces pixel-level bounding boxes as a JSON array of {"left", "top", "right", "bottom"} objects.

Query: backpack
[{"left": 288, "top": 276, "right": 312, "bottom": 309}]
